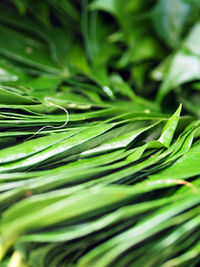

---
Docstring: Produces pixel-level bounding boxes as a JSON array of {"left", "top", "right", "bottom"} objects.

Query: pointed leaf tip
[{"left": 158, "top": 104, "right": 182, "bottom": 148}]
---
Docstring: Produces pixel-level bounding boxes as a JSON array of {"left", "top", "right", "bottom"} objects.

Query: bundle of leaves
[{"left": 0, "top": 0, "right": 200, "bottom": 266}]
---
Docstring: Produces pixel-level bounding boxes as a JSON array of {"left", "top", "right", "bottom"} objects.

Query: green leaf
[
  {"left": 152, "top": 0, "right": 192, "bottom": 48},
  {"left": 157, "top": 23, "right": 200, "bottom": 102},
  {"left": 158, "top": 104, "right": 182, "bottom": 148},
  {"left": 0, "top": 24, "right": 61, "bottom": 74},
  {"left": 0, "top": 87, "right": 37, "bottom": 105},
  {"left": 150, "top": 141, "right": 200, "bottom": 180}
]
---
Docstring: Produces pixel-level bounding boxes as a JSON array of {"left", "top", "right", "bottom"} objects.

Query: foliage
[{"left": 0, "top": 0, "right": 200, "bottom": 266}]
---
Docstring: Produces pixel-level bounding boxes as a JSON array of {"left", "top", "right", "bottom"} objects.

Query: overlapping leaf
[{"left": 0, "top": 1, "right": 200, "bottom": 267}]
